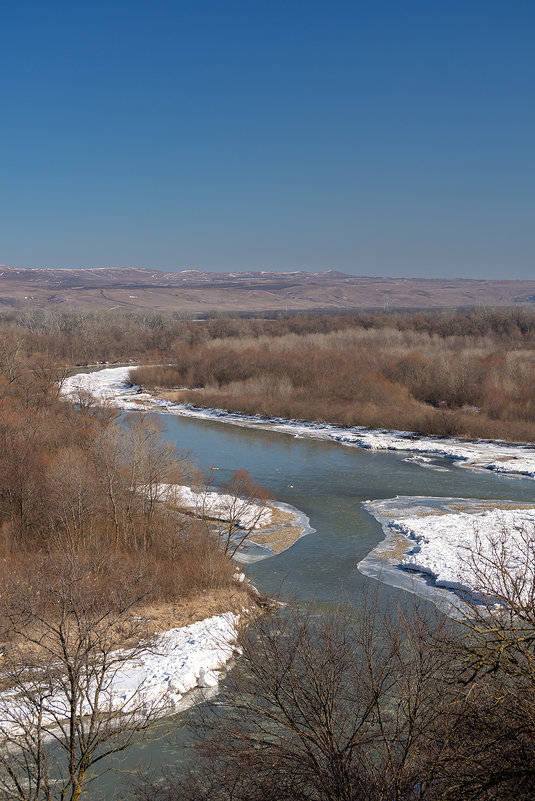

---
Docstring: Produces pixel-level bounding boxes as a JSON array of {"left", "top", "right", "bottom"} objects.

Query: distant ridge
[
  {"left": 1, "top": 265, "right": 535, "bottom": 312},
  {"left": 0, "top": 266, "right": 352, "bottom": 287}
]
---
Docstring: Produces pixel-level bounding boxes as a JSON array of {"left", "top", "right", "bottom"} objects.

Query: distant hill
[{"left": 1, "top": 265, "right": 535, "bottom": 312}]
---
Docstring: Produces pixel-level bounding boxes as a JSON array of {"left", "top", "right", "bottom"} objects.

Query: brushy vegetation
[
  {"left": 3, "top": 305, "right": 534, "bottom": 441},
  {"left": 0, "top": 322, "right": 265, "bottom": 801},
  {"left": 0, "top": 337, "right": 237, "bottom": 614},
  {"left": 130, "top": 307, "right": 535, "bottom": 443},
  {"left": 2, "top": 307, "right": 535, "bottom": 799},
  {"left": 134, "top": 585, "right": 535, "bottom": 801}
]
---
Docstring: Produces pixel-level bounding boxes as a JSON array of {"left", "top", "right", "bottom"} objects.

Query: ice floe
[{"left": 360, "top": 497, "right": 535, "bottom": 614}]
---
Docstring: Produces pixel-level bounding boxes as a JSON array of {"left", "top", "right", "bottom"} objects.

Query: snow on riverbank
[
  {"left": 62, "top": 366, "right": 535, "bottom": 480},
  {"left": 361, "top": 497, "right": 535, "bottom": 612},
  {"left": 0, "top": 613, "right": 239, "bottom": 737},
  {"left": 108, "top": 612, "right": 240, "bottom": 707},
  {"left": 161, "top": 484, "right": 312, "bottom": 563},
  {"left": 62, "top": 368, "right": 535, "bottom": 612},
  {"left": 169, "top": 484, "right": 272, "bottom": 529},
  {"left": 396, "top": 508, "right": 535, "bottom": 598}
]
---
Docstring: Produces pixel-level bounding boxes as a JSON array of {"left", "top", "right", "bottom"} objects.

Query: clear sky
[{"left": 1, "top": 0, "right": 533, "bottom": 278}]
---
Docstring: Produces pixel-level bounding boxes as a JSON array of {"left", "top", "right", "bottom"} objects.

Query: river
[{"left": 85, "top": 403, "right": 534, "bottom": 798}]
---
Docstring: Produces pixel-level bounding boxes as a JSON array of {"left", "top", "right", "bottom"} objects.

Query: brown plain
[{"left": 2, "top": 265, "right": 535, "bottom": 312}]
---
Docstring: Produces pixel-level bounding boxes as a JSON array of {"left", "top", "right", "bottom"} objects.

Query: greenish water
[{"left": 92, "top": 411, "right": 535, "bottom": 797}]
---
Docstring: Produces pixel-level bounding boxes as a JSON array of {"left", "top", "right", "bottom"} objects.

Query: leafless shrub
[
  {"left": 0, "top": 550, "right": 170, "bottom": 801},
  {"left": 132, "top": 599, "right": 457, "bottom": 801}
]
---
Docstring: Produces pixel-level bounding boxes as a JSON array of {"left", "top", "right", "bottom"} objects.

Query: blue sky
[{"left": 1, "top": 0, "right": 533, "bottom": 278}]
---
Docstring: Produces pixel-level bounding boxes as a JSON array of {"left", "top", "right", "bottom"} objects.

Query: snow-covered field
[
  {"left": 62, "top": 366, "right": 535, "bottom": 480},
  {"left": 0, "top": 613, "right": 239, "bottom": 738}
]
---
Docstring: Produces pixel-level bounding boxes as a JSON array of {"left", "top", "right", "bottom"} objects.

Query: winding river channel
[{"left": 84, "top": 393, "right": 535, "bottom": 798}]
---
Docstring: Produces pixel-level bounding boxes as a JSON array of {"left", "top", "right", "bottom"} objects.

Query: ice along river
[
  {"left": 153, "top": 410, "right": 535, "bottom": 603},
  {"left": 83, "top": 398, "right": 535, "bottom": 798}
]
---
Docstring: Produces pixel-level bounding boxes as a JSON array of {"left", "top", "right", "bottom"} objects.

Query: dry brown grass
[
  {"left": 138, "top": 585, "right": 261, "bottom": 635},
  {"left": 375, "top": 532, "right": 415, "bottom": 561},
  {"left": 248, "top": 506, "right": 305, "bottom": 554},
  {"left": 153, "top": 388, "right": 190, "bottom": 402},
  {"left": 0, "top": 567, "right": 258, "bottom": 659}
]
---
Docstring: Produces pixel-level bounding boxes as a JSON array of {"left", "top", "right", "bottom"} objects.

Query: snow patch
[
  {"left": 0, "top": 613, "right": 239, "bottom": 737},
  {"left": 360, "top": 497, "right": 535, "bottom": 613},
  {"left": 394, "top": 508, "right": 535, "bottom": 602},
  {"left": 166, "top": 484, "right": 272, "bottom": 529}
]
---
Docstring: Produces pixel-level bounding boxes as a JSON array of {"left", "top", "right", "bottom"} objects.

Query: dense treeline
[
  {"left": 3, "top": 305, "right": 535, "bottom": 441},
  {"left": 131, "top": 308, "right": 535, "bottom": 443},
  {"left": 2, "top": 306, "right": 535, "bottom": 366}
]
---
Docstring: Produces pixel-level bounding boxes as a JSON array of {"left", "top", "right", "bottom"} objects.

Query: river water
[{"left": 93, "top": 409, "right": 534, "bottom": 797}]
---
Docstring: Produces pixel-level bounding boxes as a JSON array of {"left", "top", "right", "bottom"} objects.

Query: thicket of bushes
[
  {"left": 0, "top": 324, "right": 255, "bottom": 801},
  {"left": 3, "top": 305, "right": 535, "bottom": 445},
  {"left": 134, "top": 587, "right": 535, "bottom": 801},
  {"left": 2, "top": 306, "right": 535, "bottom": 367},
  {"left": 131, "top": 309, "right": 535, "bottom": 442}
]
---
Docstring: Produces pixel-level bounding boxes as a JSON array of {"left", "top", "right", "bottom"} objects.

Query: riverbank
[
  {"left": 0, "top": 611, "right": 241, "bottom": 744},
  {"left": 165, "top": 484, "right": 311, "bottom": 562},
  {"left": 53, "top": 366, "right": 314, "bottom": 729},
  {"left": 63, "top": 366, "right": 535, "bottom": 480},
  {"left": 63, "top": 366, "right": 314, "bottom": 560}
]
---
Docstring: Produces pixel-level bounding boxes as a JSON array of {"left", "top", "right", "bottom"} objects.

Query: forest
[{"left": 0, "top": 335, "right": 242, "bottom": 607}]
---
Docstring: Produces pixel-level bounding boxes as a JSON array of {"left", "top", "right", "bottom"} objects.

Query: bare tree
[
  {"left": 45, "top": 447, "right": 100, "bottom": 549},
  {"left": 0, "top": 550, "right": 168, "bottom": 801},
  {"left": 132, "top": 599, "right": 456, "bottom": 801},
  {"left": 192, "top": 469, "right": 272, "bottom": 559},
  {"left": 436, "top": 519, "right": 535, "bottom": 800},
  {"left": 0, "top": 334, "right": 25, "bottom": 385},
  {"left": 120, "top": 415, "right": 190, "bottom": 547}
]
